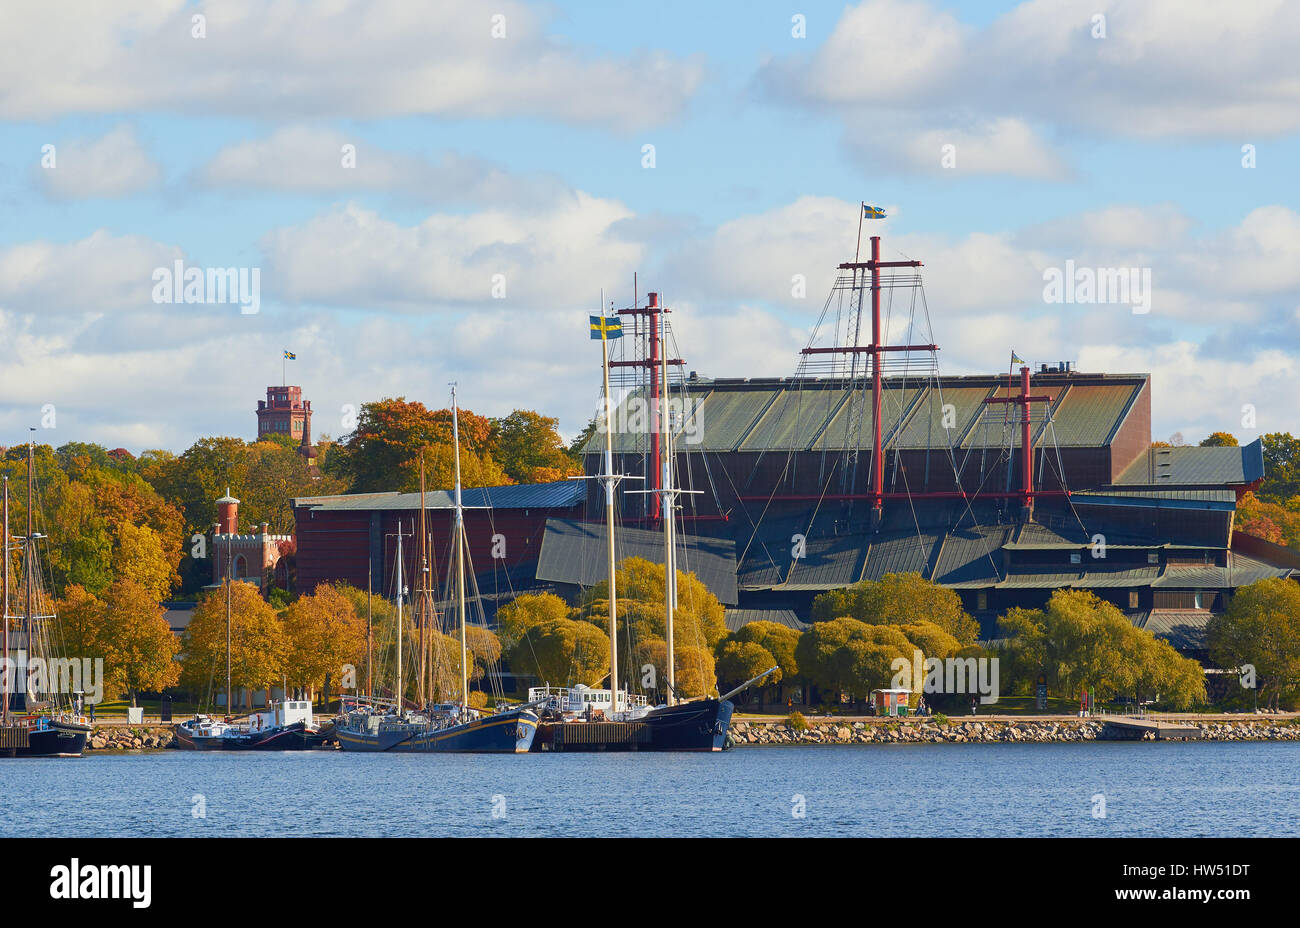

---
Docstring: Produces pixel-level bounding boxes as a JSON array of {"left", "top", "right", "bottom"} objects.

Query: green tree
[
  {"left": 509, "top": 617, "right": 609, "bottom": 689},
  {"left": 1260, "top": 432, "right": 1300, "bottom": 502},
  {"left": 1207, "top": 578, "right": 1300, "bottom": 709},
  {"left": 795, "top": 617, "right": 914, "bottom": 706},
  {"left": 998, "top": 590, "right": 1205, "bottom": 709},
  {"left": 496, "top": 592, "right": 571, "bottom": 649}
]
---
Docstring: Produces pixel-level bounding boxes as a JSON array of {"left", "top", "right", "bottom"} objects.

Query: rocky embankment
[
  {"left": 86, "top": 726, "right": 176, "bottom": 751},
  {"left": 729, "top": 717, "right": 1300, "bottom": 745}
]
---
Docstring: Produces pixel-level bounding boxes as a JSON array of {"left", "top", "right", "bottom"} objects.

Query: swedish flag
[
  {"left": 1011, "top": 350, "right": 1025, "bottom": 366},
  {"left": 863, "top": 204, "right": 886, "bottom": 219},
  {"left": 284, "top": 350, "right": 297, "bottom": 360},
  {"left": 589, "top": 315, "right": 623, "bottom": 340}
]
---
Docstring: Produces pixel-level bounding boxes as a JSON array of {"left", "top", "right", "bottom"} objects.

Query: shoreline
[
  {"left": 78, "top": 714, "right": 1300, "bottom": 752},
  {"left": 728, "top": 717, "right": 1300, "bottom": 745}
]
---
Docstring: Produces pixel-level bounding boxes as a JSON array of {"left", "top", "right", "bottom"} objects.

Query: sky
[{"left": 1, "top": 0, "right": 1297, "bottom": 453}]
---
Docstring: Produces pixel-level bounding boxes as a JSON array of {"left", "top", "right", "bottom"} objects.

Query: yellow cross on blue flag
[
  {"left": 1011, "top": 350, "right": 1025, "bottom": 366},
  {"left": 863, "top": 204, "right": 886, "bottom": 219},
  {"left": 589, "top": 315, "right": 623, "bottom": 340},
  {"left": 284, "top": 350, "right": 297, "bottom": 360}
]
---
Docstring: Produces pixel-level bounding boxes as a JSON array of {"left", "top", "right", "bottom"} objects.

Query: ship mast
[
  {"left": 661, "top": 336, "right": 675, "bottom": 705},
  {"left": 418, "top": 458, "right": 427, "bottom": 707},
  {"left": 451, "top": 385, "right": 469, "bottom": 711},
  {"left": 599, "top": 325, "right": 622, "bottom": 714},
  {"left": 25, "top": 435, "right": 34, "bottom": 706},
  {"left": 2, "top": 477, "right": 8, "bottom": 725},
  {"left": 395, "top": 526, "right": 404, "bottom": 708}
]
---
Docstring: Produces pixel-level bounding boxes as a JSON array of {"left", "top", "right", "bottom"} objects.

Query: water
[{"left": 3, "top": 742, "right": 1297, "bottom": 837}]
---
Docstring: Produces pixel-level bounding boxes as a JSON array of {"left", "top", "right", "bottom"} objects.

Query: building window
[
  {"left": 1147, "top": 551, "right": 1159, "bottom": 565},
  {"left": 1128, "top": 591, "right": 1139, "bottom": 609},
  {"left": 976, "top": 592, "right": 988, "bottom": 611},
  {"left": 1194, "top": 591, "right": 1204, "bottom": 610}
]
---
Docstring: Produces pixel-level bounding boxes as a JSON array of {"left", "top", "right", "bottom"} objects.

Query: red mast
[
  {"left": 801, "top": 235, "right": 935, "bottom": 526},
  {"left": 613, "top": 291, "right": 684, "bottom": 523},
  {"left": 983, "top": 366, "right": 1051, "bottom": 516}
]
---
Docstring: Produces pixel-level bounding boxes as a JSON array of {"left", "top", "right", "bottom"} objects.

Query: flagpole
[{"left": 855, "top": 201, "right": 865, "bottom": 263}]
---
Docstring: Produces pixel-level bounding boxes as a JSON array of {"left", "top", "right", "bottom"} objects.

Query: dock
[{"left": 1099, "top": 717, "right": 1203, "bottom": 741}]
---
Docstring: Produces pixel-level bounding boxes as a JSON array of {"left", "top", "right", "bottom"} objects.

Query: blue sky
[{"left": 1, "top": 0, "right": 1297, "bottom": 452}]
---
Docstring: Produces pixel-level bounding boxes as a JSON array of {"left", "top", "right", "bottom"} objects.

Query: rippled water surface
[{"left": 3, "top": 741, "right": 1297, "bottom": 837}]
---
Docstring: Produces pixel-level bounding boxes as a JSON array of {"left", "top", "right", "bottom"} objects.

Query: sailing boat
[
  {"left": 0, "top": 440, "right": 92, "bottom": 758},
  {"left": 529, "top": 304, "right": 771, "bottom": 752},
  {"left": 335, "top": 387, "right": 538, "bottom": 753}
]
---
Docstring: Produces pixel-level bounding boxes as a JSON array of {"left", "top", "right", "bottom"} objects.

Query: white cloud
[
  {"left": 847, "top": 118, "right": 1071, "bottom": 180},
  {"left": 37, "top": 125, "right": 162, "bottom": 199},
  {"left": 757, "top": 0, "right": 1300, "bottom": 172},
  {"left": 0, "top": 0, "right": 703, "bottom": 129},
  {"left": 198, "top": 126, "right": 570, "bottom": 208},
  {"left": 262, "top": 194, "right": 644, "bottom": 309},
  {"left": 0, "top": 230, "right": 180, "bottom": 313}
]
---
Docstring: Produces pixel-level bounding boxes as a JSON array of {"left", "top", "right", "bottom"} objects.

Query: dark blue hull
[
  {"left": 338, "top": 709, "right": 537, "bottom": 754},
  {"left": 533, "top": 699, "right": 733, "bottom": 752},
  {"left": 0, "top": 719, "right": 90, "bottom": 757},
  {"left": 222, "top": 720, "right": 323, "bottom": 751}
]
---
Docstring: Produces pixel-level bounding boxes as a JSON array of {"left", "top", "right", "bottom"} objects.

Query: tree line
[{"left": 1, "top": 400, "right": 581, "bottom": 603}]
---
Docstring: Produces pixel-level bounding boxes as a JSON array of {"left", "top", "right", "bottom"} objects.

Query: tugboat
[
  {"left": 220, "top": 698, "right": 324, "bottom": 750},
  {"left": 177, "top": 699, "right": 324, "bottom": 750},
  {"left": 335, "top": 387, "right": 537, "bottom": 754},
  {"left": 174, "top": 714, "right": 234, "bottom": 750},
  {"left": 0, "top": 444, "right": 92, "bottom": 758}
]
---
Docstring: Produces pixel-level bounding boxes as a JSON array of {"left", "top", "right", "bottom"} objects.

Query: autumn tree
[
  {"left": 282, "top": 583, "right": 367, "bottom": 700},
  {"left": 1200, "top": 432, "right": 1238, "bottom": 447},
  {"left": 812, "top": 572, "right": 980, "bottom": 645},
  {"left": 56, "top": 581, "right": 180, "bottom": 705},
  {"left": 181, "top": 581, "right": 288, "bottom": 709},
  {"left": 328, "top": 397, "right": 510, "bottom": 493},
  {"left": 491, "top": 410, "right": 581, "bottom": 483}
]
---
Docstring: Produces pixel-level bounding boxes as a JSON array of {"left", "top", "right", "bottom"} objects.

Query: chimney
[{"left": 216, "top": 488, "right": 240, "bottom": 535}]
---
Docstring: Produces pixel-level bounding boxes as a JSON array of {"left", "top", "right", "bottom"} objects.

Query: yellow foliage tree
[
  {"left": 181, "top": 581, "right": 288, "bottom": 709},
  {"left": 282, "top": 583, "right": 366, "bottom": 698}
]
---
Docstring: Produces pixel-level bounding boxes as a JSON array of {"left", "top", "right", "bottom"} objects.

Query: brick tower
[{"left": 256, "top": 385, "right": 313, "bottom": 454}]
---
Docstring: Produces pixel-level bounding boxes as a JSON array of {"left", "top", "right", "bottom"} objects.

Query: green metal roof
[
  {"left": 1037, "top": 382, "right": 1139, "bottom": 447},
  {"left": 1138, "top": 610, "right": 1211, "bottom": 650},
  {"left": 590, "top": 373, "right": 1150, "bottom": 456},
  {"left": 1113, "top": 439, "right": 1264, "bottom": 487}
]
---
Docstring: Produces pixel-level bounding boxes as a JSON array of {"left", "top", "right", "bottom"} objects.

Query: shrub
[{"left": 786, "top": 710, "right": 808, "bottom": 731}]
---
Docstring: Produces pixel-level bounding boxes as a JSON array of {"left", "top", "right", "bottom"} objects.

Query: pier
[{"left": 1098, "top": 717, "right": 1204, "bottom": 741}]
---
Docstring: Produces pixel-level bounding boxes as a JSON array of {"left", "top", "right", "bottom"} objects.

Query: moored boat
[
  {"left": 335, "top": 387, "right": 537, "bottom": 755},
  {"left": 1, "top": 449, "right": 93, "bottom": 758},
  {"left": 174, "top": 714, "right": 234, "bottom": 750}
]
